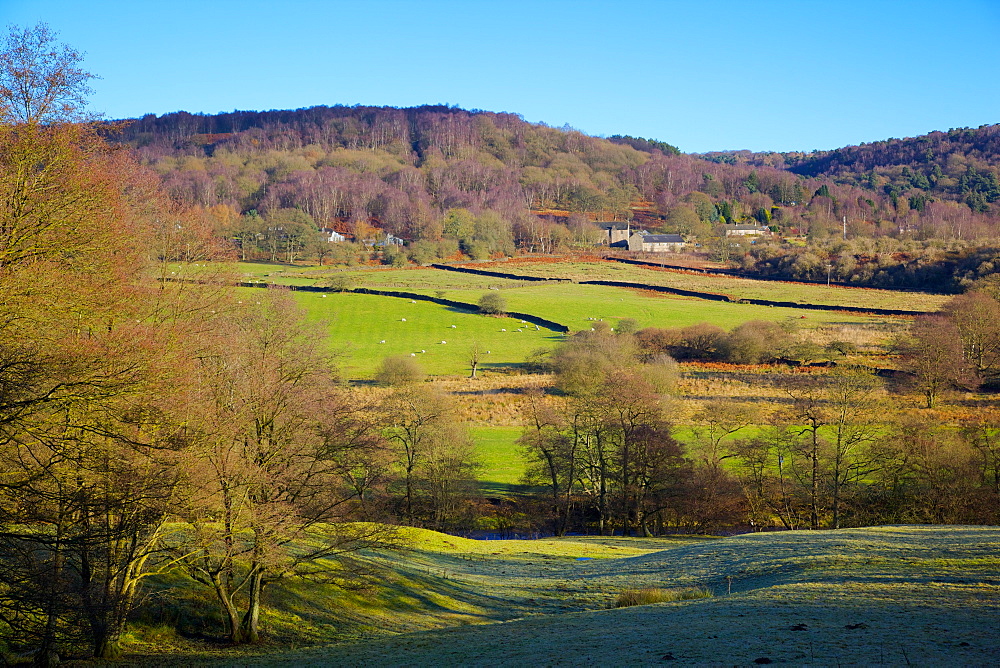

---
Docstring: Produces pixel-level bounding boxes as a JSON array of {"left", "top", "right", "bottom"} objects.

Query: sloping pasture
[
  {"left": 284, "top": 289, "right": 561, "bottom": 377},
  {"left": 149, "top": 526, "right": 1000, "bottom": 667},
  {"left": 459, "top": 259, "right": 951, "bottom": 313},
  {"left": 253, "top": 276, "right": 892, "bottom": 379}
]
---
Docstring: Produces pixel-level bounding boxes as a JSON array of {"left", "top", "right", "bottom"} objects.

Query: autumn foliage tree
[
  {"left": 0, "top": 23, "right": 194, "bottom": 662},
  {"left": 171, "top": 292, "right": 390, "bottom": 645}
]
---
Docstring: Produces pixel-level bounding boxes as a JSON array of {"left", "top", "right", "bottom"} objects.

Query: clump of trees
[
  {"left": 520, "top": 325, "right": 689, "bottom": 536},
  {"left": 634, "top": 320, "right": 797, "bottom": 365},
  {"left": 516, "top": 302, "right": 1000, "bottom": 536},
  {"left": 898, "top": 290, "right": 1000, "bottom": 405},
  {"left": 739, "top": 237, "right": 1000, "bottom": 292}
]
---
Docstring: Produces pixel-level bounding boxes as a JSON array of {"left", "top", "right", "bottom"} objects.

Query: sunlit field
[
  {"left": 282, "top": 289, "right": 562, "bottom": 378},
  {"left": 133, "top": 526, "right": 1000, "bottom": 667}
]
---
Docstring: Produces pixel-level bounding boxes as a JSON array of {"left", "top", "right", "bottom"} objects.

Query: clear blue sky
[{"left": 4, "top": 0, "right": 998, "bottom": 153}]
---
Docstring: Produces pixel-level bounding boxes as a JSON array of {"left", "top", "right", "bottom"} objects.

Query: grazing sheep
[
  {"left": 501, "top": 328, "right": 506, "bottom": 332},
  {"left": 411, "top": 353, "right": 416, "bottom": 356},
  {"left": 401, "top": 318, "right": 406, "bottom": 322},
  {"left": 451, "top": 324, "right": 456, "bottom": 328},
  {"left": 379, "top": 340, "right": 386, "bottom": 344},
  {"left": 441, "top": 340, "right": 447, "bottom": 344}
]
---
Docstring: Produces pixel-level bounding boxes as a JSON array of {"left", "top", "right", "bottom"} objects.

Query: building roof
[
  {"left": 725, "top": 224, "right": 769, "bottom": 231},
  {"left": 642, "top": 234, "right": 685, "bottom": 243}
]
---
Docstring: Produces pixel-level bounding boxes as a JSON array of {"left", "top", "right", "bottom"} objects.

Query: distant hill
[
  {"left": 106, "top": 106, "right": 1000, "bottom": 256},
  {"left": 704, "top": 125, "right": 1000, "bottom": 215}
]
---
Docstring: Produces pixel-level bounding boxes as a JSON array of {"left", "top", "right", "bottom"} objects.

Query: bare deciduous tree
[{"left": 0, "top": 22, "right": 97, "bottom": 124}]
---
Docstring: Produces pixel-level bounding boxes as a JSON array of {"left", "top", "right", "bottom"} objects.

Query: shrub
[
  {"left": 635, "top": 326, "right": 683, "bottom": 355},
  {"left": 642, "top": 354, "right": 680, "bottom": 393},
  {"left": 718, "top": 320, "right": 792, "bottom": 364},
  {"left": 374, "top": 355, "right": 426, "bottom": 386},
  {"left": 328, "top": 275, "right": 354, "bottom": 292},
  {"left": 679, "top": 322, "right": 725, "bottom": 358},
  {"left": 477, "top": 291, "right": 506, "bottom": 315},
  {"left": 635, "top": 323, "right": 726, "bottom": 360},
  {"left": 616, "top": 317, "right": 640, "bottom": 335},
  {"left": 613, "top": 586, "right": 712, "bottom": 608}
]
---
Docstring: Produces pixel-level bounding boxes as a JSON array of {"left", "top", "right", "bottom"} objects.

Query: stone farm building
[
  {"left": 724, "top": 224, "right": 770, "bottom": 236},
  {"left": 628, "top": 233, "right": 686, "bottom": 252},
  {"left": 601, "top": 222, "right": 633, "bottom": 245}
]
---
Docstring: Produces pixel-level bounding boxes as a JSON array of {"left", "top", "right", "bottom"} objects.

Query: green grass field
[
  {"left": 478, "top": 282, "right": 886, "bottom": 332},
  {"left": 272, "top": 281, "right": 888, "bottom": 378},
  {"left": 237, "top": 262, "right": 526, "bottom": 291},
  {"left": 237, "top": 259, "right": 947, "bottom": 314},
  {"left": 236, "top": 257, "right": 949, "bottom": 310},
  {"left": 468, "top": 426, "right": 529, "bottom": 495},
  {"left": 467, "top": 260, "right": 951, "bottom": 312},
  {"left": 283, "top": 289, "right": 563, "bottom": 377}
]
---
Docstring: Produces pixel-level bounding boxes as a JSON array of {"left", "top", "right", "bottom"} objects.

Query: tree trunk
[
  {"left": 240, "top": 569, "right": 263, "bottom": 644},
  {"left": 810, "top": 428, "right": 820, "bottom": 530},
  {"left": 210, "top": 572, "right": 245, "bottom": 643}
]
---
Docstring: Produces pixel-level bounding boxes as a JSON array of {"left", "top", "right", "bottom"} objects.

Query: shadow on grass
[{"left": 477, "top": 481, "right": 541, "bottom": 498}]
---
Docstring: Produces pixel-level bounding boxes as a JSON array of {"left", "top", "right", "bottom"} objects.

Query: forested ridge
[
  {"left": 96, "top": 106, "right": 1000, "bottom": 292},
  {"left": 105, "top": 106, "right": 999, "bottom": 242},
  {"left": 708, "top": 124, "right": 1000, "bottom": 215}
]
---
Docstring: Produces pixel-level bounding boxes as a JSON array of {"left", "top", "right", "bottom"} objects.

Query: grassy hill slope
[{"left": 139, "top": 526, "right": 1000, "bottom": 666}]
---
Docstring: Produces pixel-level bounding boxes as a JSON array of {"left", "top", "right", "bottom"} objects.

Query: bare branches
[{"left": 0, "top": 22, "right": 97, "bottom": 125}]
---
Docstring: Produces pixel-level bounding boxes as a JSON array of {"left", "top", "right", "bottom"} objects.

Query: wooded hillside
[{"left": 105, "top": 106, "right": 1000, "bottom": 256}]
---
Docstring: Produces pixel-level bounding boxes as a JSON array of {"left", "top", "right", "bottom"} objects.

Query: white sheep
[
  {"left": 501, "top": 328, "right": 506, "bottom": 332},
  {"left": 379, "top": 340, "right": 386, "bottom": 344},
  {"left": 441, "top": 340, "right": 447, "bottom": 344},
  {"left": 401, "top": 318, "right": 406, "bottom": 322}
]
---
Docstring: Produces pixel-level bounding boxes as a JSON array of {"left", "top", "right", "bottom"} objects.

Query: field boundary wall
[
  {"left": 425, "top": 265, "right": 930, "bottom": 317},
  {"left": 238, "top": 281, "right": 570, "bottom": 333},
  {"left": 430, "top": 263, "right": 571, "bottom": 282},
  {"left": 608, "top": 256, "right": 950, "bottom": 296},
  {"left": 578, "top": 280, "right": 929, "bottom": 316}
]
